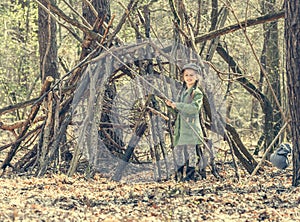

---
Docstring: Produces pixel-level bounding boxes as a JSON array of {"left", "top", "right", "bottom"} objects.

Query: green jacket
[{"left": 173, "top": 87, "right": 204, "bottom": 146}]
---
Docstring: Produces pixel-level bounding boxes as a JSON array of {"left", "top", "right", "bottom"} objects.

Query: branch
[
  {"left": 195, "top": 10, "right": 284, "bottom": 43},
  {"left": 108, "top": 0, "right": 138, "bottom": 44},
  {"left": 0, "top": 116, "right": 46, "bottom": 131},
  {"left": 0, "top": 125, "right": 42, "bottom": 152},
  {"left": 0, "top": 97, "right": 38, "bottom": 116},
  {"left": 34, "top": 0, "right": 99, "bottom": 40},
  {"left": 33, "top": 0, "right": 83, "bottom": 42},
  {"left": 1, "top": 76, "right": 54, "bottom": 170},
  {"left": 249, "top": 121, "right": 289, "bottom": 177}
]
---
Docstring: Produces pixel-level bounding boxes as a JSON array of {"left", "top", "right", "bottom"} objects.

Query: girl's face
[{"left": 183, "top": 69, "right": 198, "bottom": 88}]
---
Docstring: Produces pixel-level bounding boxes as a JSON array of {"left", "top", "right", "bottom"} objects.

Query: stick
[
  {"left": 146, "top": 106, "right": 169, "bottom": 121},
  {"left": 249, "top": 121, "right": 289, "bottom": 177},
  {"left": 1, "top": 76, "right": 54, "bottom": 170},
  {"left": 111, "top": 122, "right": 147, "bottom": 181}
]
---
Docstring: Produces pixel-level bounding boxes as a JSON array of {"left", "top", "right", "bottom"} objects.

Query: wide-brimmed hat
[{"left": 181, "top": 63, "right": 200, "bottom": 73}]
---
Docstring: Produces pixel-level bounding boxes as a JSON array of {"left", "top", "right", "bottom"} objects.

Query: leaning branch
[
  {"left": 195, "top": 10, "right": 284, "bottom": 43},
  {"left": 1, "top": 76, "right": 54, "bottom": 170},
  {"left": 249, "top": 121, "right": 289, "bottom": 177}
]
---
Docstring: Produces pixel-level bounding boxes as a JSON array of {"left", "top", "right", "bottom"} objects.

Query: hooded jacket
[{"left": 173, "top": 87, "right": 204, "bottom": 146}]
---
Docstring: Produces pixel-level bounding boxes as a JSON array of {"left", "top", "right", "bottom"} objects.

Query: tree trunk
[
  {"left": 38, "top": 0, "right": 59, "bottom": 81},
  {"left": 261, "top": 0, "right": 281, "bottom": 153},
  {"left": 81, "top": 0, "right": 111, "bottom": 58},
  {"left": 83, "top": 0, "right": 111, "bottom": 29},
  {"left": 285, "top": 0, "right": 300, "bottom": 187}
]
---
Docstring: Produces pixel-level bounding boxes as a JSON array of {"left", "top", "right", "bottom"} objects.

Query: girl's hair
[
  {"left": 189, "top": 80, "right": 199, "bottom": 100},
  {"left": 177, "top": 82, "right": 186, "bottom": 102}
]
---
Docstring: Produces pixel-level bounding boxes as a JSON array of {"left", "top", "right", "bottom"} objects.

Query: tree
[
  {"left": 285, "top": 0, "right": 300, "bottom": 186},
  {"left": 38, "top": 0, "right": 58, "bottom": 81},
  {"left": 260, "top": 0, "right": 282, "bottom": 153}
]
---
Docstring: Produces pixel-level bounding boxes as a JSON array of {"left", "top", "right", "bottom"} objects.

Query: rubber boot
[
  {"left": 175, "top": 166, "right": 184, "bottom": 182},
  {"left": 199, "top": 168, "right": 206, "bottom": 179}
]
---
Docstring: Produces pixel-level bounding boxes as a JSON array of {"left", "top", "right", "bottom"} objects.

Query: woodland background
[{"left": 0, "top": 0, "right": 300, "bottom": 221}]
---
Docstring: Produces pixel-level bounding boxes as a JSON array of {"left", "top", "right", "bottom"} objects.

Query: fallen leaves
[{"left": 0, "top": 167, "right": 299, "bottom": 221}]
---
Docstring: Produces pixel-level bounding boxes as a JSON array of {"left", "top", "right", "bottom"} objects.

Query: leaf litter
[{"left": 0, "top": 165, "right": 299, "bottom": 221}]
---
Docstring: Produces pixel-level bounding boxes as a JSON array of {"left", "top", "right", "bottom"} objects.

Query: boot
[
  {"left": 175, "top": 166, "right": 184, "bottom": 182},
  {"left": 199, "top": 168, "right": 206, "bottom": 179},
  {"left": 183, "top": 167, "right": 195, "bottom": 181}
]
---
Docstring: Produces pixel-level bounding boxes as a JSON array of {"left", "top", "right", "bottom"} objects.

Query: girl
[{"left": 165, "top": 63, "right": 205, "bottom": 181}]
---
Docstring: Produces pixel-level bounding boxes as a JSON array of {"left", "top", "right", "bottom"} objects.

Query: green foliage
[{"left": 0, "top": 1, "right": 40, "bottom": 110}]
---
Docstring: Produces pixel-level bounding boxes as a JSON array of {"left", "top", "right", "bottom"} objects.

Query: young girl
[{"left": 165, "top": 63, "right": 204, "bottom": 181}]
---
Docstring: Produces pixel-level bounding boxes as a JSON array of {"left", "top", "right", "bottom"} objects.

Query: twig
[
  {"left": 82, "top": 0, "right": 98, "bottom": 19},
  {"left": 100, "top": 15, "right": 115, "bottom": 44},
  {"left": 63, "top": 0, "right": 92, "bottom": 29},
  {"left": 33, "top": 0, "right": 83, "bottom": 41},
  {"left": 0, "top": 124, "right": 43, "bottom": 152}
]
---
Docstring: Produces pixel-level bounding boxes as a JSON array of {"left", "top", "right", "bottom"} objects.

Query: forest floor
[{"left": 0, "top": 163, "right": 299, "bottom": 222}]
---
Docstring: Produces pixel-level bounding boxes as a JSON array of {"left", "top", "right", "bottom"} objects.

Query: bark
[
  {"left": 210, "top": 0, "right": 218, "bottom": 31},
  {"left": 81, "top": 0, "right": 111, "bottom": 58},
  {"left": 285, "top": 0, "right": 300, "bottom": 187},
  {"left": 38, "top": 0, "right": 59, "bottom": 81},
  {"left": 83, "top": 0, "right": 110, "bottom": 28},
  {"left": 261, "top": 0, "right": 281, "bottom": 153}
]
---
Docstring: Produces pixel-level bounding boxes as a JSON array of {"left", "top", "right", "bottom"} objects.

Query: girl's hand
[{"left": 165, "top": 100, "right": 176, "bottom": 109}]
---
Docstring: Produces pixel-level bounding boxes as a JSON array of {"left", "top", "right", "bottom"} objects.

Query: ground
[{"left": 0, "top": 165, "right": 299, "bottom": 222}]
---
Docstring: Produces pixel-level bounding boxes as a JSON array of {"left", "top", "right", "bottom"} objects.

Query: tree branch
[{"left": 195, "top": 10, "right": 284, "bottom": 43}]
